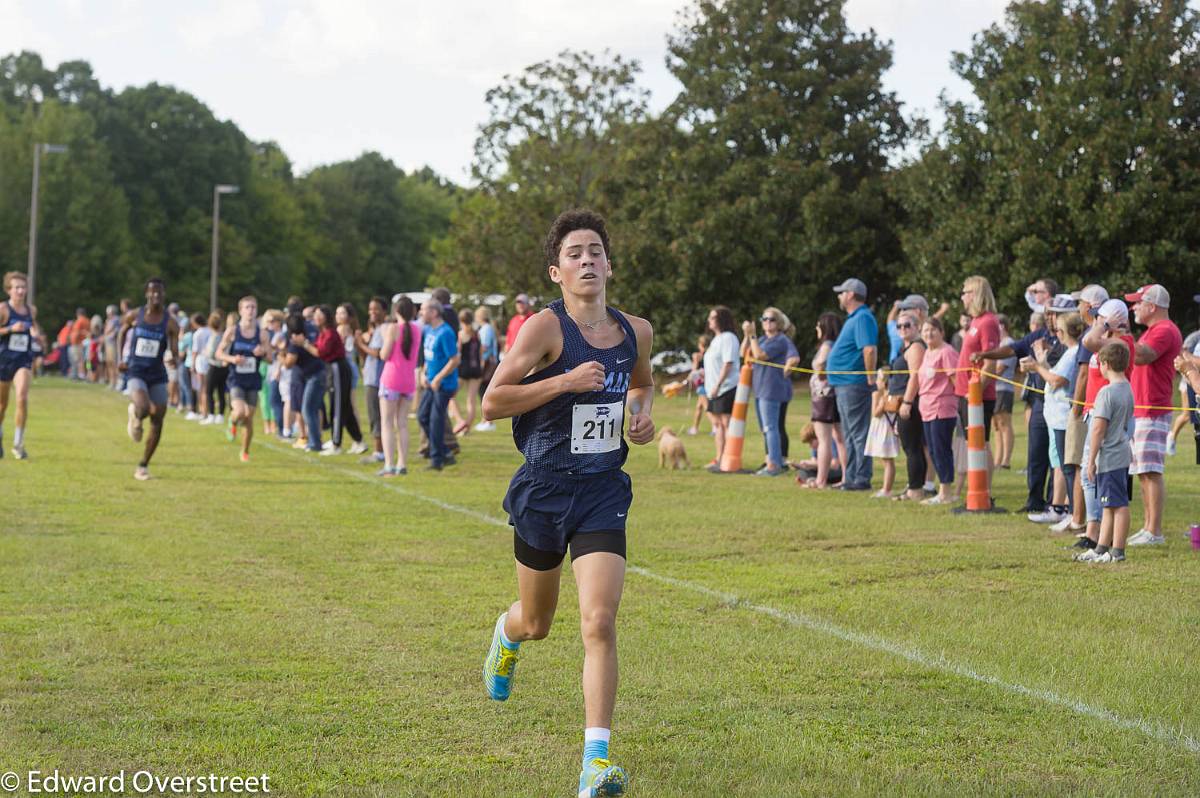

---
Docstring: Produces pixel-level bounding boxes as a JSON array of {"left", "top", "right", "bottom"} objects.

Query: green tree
[
  {"left": 432, "top": 50, "right": 649, "bottom": 295},
  {"left": 894, "top": 0, "right": 1200, "bottom": 327},
  {"left": 608, "top": 0, "right": 910, "bottom": 350},
  {"left": 0, "top": 98, "right": 135, "bottom": 326}
]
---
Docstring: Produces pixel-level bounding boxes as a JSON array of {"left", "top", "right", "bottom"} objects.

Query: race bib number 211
[{"left": 571, "top": 401, "right": 623, "bottom": 454}]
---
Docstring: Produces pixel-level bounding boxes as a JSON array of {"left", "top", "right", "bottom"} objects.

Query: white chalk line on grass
[{"left": 260, "top": 439, "right": 1200, "bottom": 754}]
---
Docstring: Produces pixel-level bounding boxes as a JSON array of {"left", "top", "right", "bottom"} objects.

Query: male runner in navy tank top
[
  {"left": 481, "top": 209, "right": 655, "bottom": 798},
  {"left": 215, "top": 295, "right": 272, "bottom": 462},
  {"left": 0, "top": 271, "right": 42, "bottom": 460},
  {"left": 118, "top": 278, "right": 180, "bottom": 481}
]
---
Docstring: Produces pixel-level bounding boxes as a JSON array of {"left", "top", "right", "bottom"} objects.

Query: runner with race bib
[
  {"left": 480, "top": 209, "right": 655, "bottom": 798},
  {"left": 216, "top": 296, "right": 272, "bottom": 462},
  {"left": 118, "top": 277, "right": 180, "bottom": 481},
  {"left": 0, "top": 271, "right": 42, "bottom": 460}
]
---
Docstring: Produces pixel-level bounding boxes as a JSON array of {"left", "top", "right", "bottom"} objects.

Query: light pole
[
  {"left": 27, "top": 143, "right": 69, "bottom": 307},
  {"left": 210, "top": 184, "right": 240, "bottom": 313}
]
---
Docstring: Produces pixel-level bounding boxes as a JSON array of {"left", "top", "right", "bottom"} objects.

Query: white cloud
[{"left": 180, "top": 0, "right": 265, "bottom": 50}]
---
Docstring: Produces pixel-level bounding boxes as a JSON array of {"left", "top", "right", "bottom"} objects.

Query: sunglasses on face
[
  {"left": 897, "top": 322, "right": 913, "bottom": 329},
  {"left": 760, "top": 316, "right": 777, "bottom": 323}
]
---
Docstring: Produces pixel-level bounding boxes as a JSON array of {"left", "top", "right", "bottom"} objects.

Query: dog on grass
[{"left": 657, "top": 426, "right": 689, "bottom": 470}]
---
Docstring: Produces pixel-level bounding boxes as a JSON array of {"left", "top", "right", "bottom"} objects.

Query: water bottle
[{"left": 1191, "top": 523, "right": 1200, "bottom": 551}]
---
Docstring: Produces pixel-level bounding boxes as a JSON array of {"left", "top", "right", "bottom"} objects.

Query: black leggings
[
  {"left": 205, "top": 366, "right": 228, "bottom": 416},
  {"left": 328, "top": 358, "right": 362, "bottom": 448},
  {"left": 896, "top": 401, "right": 927, "bottom": 491}
]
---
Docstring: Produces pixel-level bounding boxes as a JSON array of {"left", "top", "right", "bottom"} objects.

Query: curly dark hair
[{"left": 543, "top": 208, "right": 611, "bottom": 268}]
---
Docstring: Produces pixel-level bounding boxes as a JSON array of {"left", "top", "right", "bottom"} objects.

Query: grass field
[{"left": 2, "top": 378, "right": 1199, "bottom": 797}]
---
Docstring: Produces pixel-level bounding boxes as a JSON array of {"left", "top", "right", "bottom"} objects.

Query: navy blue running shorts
[
  {"left": 1096, "top": 468, "right": 1130, "bottom": 509},
  {"left": 0, "top": 355, "right": 32, "bottom": 382},
  {"left": 504, "top": 465, "right": 632, "bottom": 571}
]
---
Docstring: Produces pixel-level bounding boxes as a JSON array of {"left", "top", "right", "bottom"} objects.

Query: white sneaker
[
  {"left": 1127, "top": 529, "right": 1165, "bottom": 546},
  {"left": 1073, "top": 548, "right": 1101, "bottom": 562},
  {"left": 199, "top": 415, "right": 215, "bottom": 426},
  {"left": 686, "top": 426, "right": 698, "bottom": 436},
  {"left": 214, "top": 414, "right": 224, "bottom": 424},
  {"left": 127, "top": 404, "right": 143, "bottom": 442},
  {"left": 348, "top": 441, "right": 369, "bottom": 455},
  {"left": 1049, "top": 517, "right": 1084, "bottom": 534},
  {"left": 473, "top": 421, "right": 496, "bottom": 432},
  {"left": 1027, "top": 509, "right": 1066, "bottom": 524},
  {"left": 185, "top": 411, "right": 199, "bottom": 421},
  {"left": 319, "top": 446, "right": 343, "bottom": 457},
  {"left": 322, "top": 440, "right": 336, "bottom": 451},
  {"left": 1167, "top": 436, "right": 1178, "bottom": 456},
  {"left": 1091, "top": 551, "right": 1114, "bottom": 564},
  {"left": 923, "top": 481, "right": 936, "bottom": 493}
]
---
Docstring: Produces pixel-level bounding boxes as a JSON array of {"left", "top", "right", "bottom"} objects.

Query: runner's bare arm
[
  {"left": 116, "top": 310, "right": 137, "bottom": 371},
  {"left": 482, "top": 310, "right": 595, "bottom": 421},
  {"left": 168, "top": 318, "right": 181, "bottom": 364},
  {"left": 626, "top": 315, "right": 655, "bottom": 445},
  {"left": 215, "top": 327, "right": 237, "bottom": 365}
]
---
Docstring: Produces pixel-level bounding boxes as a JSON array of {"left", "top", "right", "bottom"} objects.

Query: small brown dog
[{"left": 657, "top": 426, "right": 689, "bottom": 470}]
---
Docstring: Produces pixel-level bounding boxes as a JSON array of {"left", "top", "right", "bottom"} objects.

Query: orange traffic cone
[
  {"left": 719, "top": 364, "right": 754, "bottom": 473},
  {"left": 954, "top": 374, "right": 1005, "bottom": 514}
]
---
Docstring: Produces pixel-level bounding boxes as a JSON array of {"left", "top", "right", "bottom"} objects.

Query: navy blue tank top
[
  {"left": 887, "top": 340, "right": 923, "bottom": 396},
  {"left": 227, "top": 323, "right": 263, "bottom": 391},
  {"left": 512, "top": 300, "right": 638, "bottom": 475},
  {"left": 0, "top": 302, "right": 34, "bottom": 364},
  {"left": 127, "top": 307, "right": 169, "bottom": 383}
]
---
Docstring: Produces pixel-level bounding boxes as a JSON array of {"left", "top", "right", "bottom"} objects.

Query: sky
[{"left": 0, "top": 0, "right": 1011, "bottom": 182}]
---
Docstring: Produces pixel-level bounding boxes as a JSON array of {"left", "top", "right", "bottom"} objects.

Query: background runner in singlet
[
  {"left": 217, "top": 296, "right": 271, "bottom": 462},
  {"left": 119, "top": 277, "right": 180, "bottom": 481},
  {"left": 0, "top": 271, "right": 41, "bottom": 460}
]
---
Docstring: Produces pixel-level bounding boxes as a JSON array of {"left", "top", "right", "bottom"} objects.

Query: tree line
[
  {"left": 0, "top": 54, "right": 457, "bottom": 328},
  {"left": 4, "top": 0, "right": 1199, "bottom": 352}
]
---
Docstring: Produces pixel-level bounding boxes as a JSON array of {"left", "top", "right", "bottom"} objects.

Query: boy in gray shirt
[{"left": 1078, "top": 342, "right": 1134, "bottom": 563}]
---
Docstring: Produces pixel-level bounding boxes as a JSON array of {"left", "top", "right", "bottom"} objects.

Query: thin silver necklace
[{"left": 567, "top": 309, "right": 610, "bottom": 331}]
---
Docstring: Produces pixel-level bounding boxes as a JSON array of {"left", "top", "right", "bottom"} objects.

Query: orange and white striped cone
[
  {"left": 719, "top": 364, "right": 754, "bottom": 473},
  {"left": 954, "top": 373, "right": 1005, "bottom": 513}
]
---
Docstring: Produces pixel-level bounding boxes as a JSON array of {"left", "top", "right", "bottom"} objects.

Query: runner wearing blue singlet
[
  {"left": 0, "top": 271, "right": 43, "bottom": 460},
  {"left": 480, "top": 209, "right": 655, "bottom": 798},
  {"left": 117, "top": 278, "right": 180, "bottom": 481},
  {"left": 215, "top": 296, "right": 272, "bottom": 462}
]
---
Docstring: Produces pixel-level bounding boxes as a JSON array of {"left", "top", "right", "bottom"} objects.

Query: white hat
[
  {"left": 1097, "top": 298, "right": 1129, "bottom": 325},
  {"left": 1070, "top": 285, "right": 1109, "bottom": 306}
]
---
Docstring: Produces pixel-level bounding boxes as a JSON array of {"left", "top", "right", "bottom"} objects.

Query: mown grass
[{"left": 1, "top": 379, "right": 1198, "bottom": 796}]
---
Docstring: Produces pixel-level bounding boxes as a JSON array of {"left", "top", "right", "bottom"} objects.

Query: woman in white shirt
[{"left": 703, "top": 306, "right": 740, "bottom": 471}]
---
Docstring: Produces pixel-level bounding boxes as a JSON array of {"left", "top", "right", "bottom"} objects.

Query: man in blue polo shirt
[{"left": 827, "top": 278, "right": 878, "bottom": 490}]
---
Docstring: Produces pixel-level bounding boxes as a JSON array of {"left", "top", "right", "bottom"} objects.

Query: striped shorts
[{"left": 1130, "top": 415, "right": 1170, "bottom": 475}]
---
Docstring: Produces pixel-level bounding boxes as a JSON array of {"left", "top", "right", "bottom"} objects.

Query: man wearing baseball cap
[
  {"left": 826, "top": 278, "right": 878, "bottom": 490},
  {"left": 1122, "top": 284, "right": 1182, "bottom": 546},
  {"left": 504, "top": 293, "right": 535, "bottom": 354}
]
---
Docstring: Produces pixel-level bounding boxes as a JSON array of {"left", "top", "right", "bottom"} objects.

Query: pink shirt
[
  {"left": 380, "top": 321, "right": 421, "bottom": 396},
  {"left": 1130, "top": 318, "right": 1182, "bottom": 418},
  {"left": 955, "top": 311, "right": 1000, "bottom": 400},
  {"left": 918, "top": 344, "right": 960, "bottom": 420}
]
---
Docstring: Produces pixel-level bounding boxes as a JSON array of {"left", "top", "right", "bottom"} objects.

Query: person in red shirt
[
  {"left": 955, "top": 275, "right": 1001, "bottom": 492},
  {"left": 503, "top": 293, "right": 534, "bottom": 354},
  {"left": 1122, "top": 284, "right": 1182, "bottom": 546}
]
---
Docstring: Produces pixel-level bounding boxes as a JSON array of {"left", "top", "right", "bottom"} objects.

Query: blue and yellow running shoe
[
  {"left": 578, "top": 758, "right": 627, "bottom": 797},
  {"left": 483, "top": 612, "right": 519, "bottom": 701}
]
